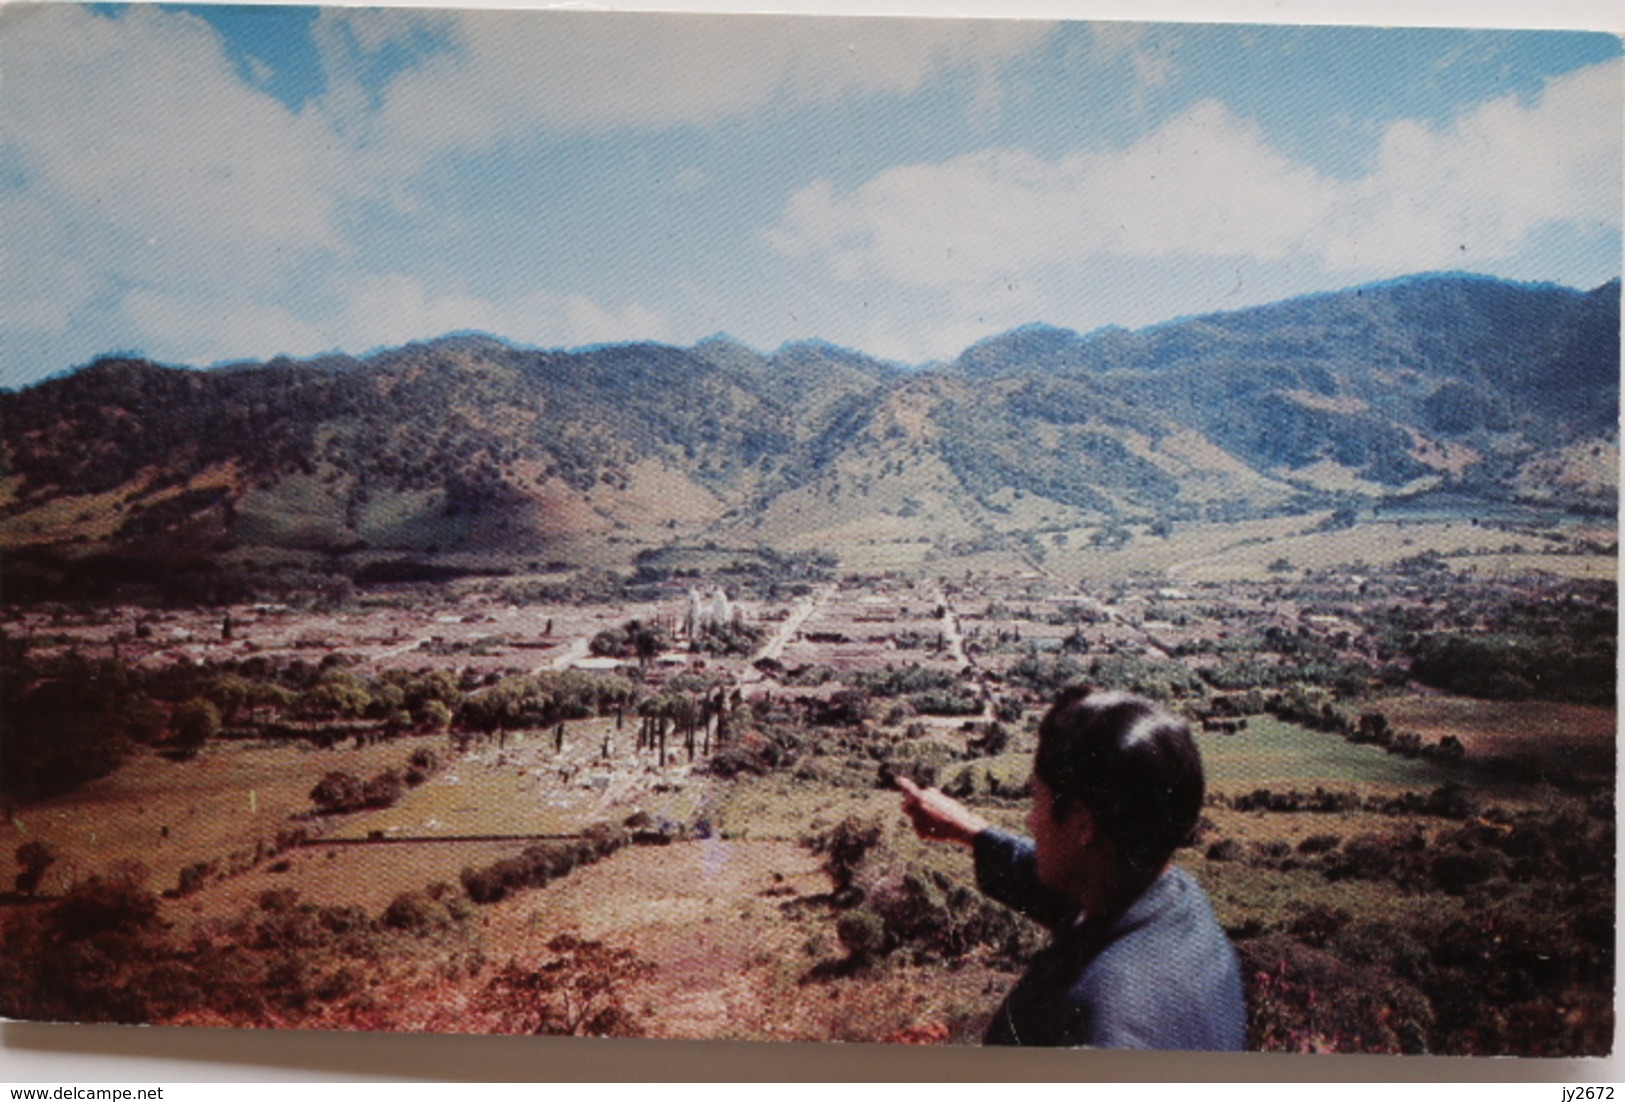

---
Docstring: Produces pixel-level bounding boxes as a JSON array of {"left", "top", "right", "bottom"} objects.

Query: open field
[
  {"left": 1029, "top": 513, "right": 1615, "bottom": 584},
  {"left": 1380, "top": 695, "right": 1616, "bottom": 787},
  {"left": 1, "top": 526, "right": 1614, "bottom": 1054},
  {"left": 474, "top": 839, "right": 840, "bottom": 1041},
  {"left": 0, "top": 734, "right": 450, "bottom": 896},
  {"left": 175, "top": 838, "right": 531, "bottom": 918},
  {"left": 1199, "top": 717, "right": 1466, "bottom": 794}
]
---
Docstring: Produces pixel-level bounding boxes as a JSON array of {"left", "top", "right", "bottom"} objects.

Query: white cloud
[
  {"left": 1313, "top": 58, "right": 1622, "bottom": 270},
  {"left": 338, "top": 275, "right": 514, "bottom": 350},
  {"left": 766, "top": 98, "right": 1336, "bottom": 291},
  {"left": 310, "top": 7, "right": 459, "bottom": 147},
  {"left": 1088, "top": 23, "right": 1177, "bottom": 90},
  {"left": 2, "top": 5, "right": 1613, "bottom": 387},
  {"left": 116, "top": 271, "right": 673, "bottom": 366},
  {"left": 0, "top": 195, "right": 88, "bottom": 336},
  {"left": 550, "top": 295, "right": 671, "bottom": 348},
  {"left": 768, "top": 58, "right": 1622, "bottom": 288},
  {"left": 0, "top": 4, "right": 349, "bottom": 330},
  {"left": 0, "top": 7, "right": 343, "bottom": 256},
  {"left": 337, "top": 276, "right": 672, "bottom": 354},
  {"left": 120, "top": 288, "right": 331, "bottom": 365},
  {"left": 856, "top": 315, "right": 1006, "bottom": 365},
  {"left": 0, "top": 6, "right": 696, "bottom": 371},
  {"left": 359, "top": 12, "right": 1052, "bottom": 167}
]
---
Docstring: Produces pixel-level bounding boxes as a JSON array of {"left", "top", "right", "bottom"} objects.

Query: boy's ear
[{"left": 1066, "top": 802, "right": 1096, "bottom": 848}]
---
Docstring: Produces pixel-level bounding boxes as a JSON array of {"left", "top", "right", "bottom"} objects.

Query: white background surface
[{"left": 1, "top": 0, "right": 1619, "bottom": 1083}]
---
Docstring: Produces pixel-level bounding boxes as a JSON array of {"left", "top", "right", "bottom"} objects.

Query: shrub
[
  {"left": 1326, "top": 830, "right": 1430, "bottom": 887},
  {"left": 940, "top": 763, "right": 991, "bottom": 799},
  {"left": 792, "top": 758, "right": 836, "bottom": 784},
  {"left": 1242, "top": 934, "right": 1434, "bottom": 1054},
  {"left": 174, "top": 860, "right": 216, "bottom": 897},
  {"left": 582, "top": 823, "right": 630, "bottom": 859},
  {"left": 460, "top": 827, "right": 625, "bottom": 907},
  {"left": 254, "top": 907, "right": 328, "bottom": 953},
  {"left": 705, "top": 745, "right": 766, "bottom": 779},
  {"left": 907, "top": 689, "right": 982, "bottom": 716},
  {"left": 1329, "top": 922, "right": 1430, "bottom": 981},
  {"left": 836, "top": 907, "right": 887, "bottom": 962},
  {"left": 964, "top": 722, "right": 1011, "bottom": 758},
  {"left": 810, "top": 815, "right": 884, "bottom": 892},
  {"left": 14, "top": 840, "right": 58, "bottom": 896},
  {"left": 363, "top": 769, "right": 405, "bottom": 809},
  {"left": 878, "top": 758, "right": 939, "bottom": 790},
  {"left": 382, "top": 890, "right": 453, "bottom": 933},
  {"left": 1424, "top": 783, "right": 1478, "bottom": 820},
  {"left": 258, "top": 888, "right": 301, "bottom": 912},
  {"left": 310, "top": 772, "right": 366, "bottom": 815},
  {"left": 859, "top": 859, "right": 1044, "bottom": 967},
  {"left": 460, "top": 865, "right": 507, "bottom": 904},
  {"left": 877, "top": 738, "right": 958, "bottom": 791},
  {"left": 1288, "top": 905, "right": 1351, "bottom": 948},
  {"left": 480, "top": 935, "right": 653, "bottom": 1036},
  {"left": 1431, "top": 849, "right": 1508, "bottom": 895},
  {"left": 318, "top": 904, "right": 372, "bottom": 936},
  {"left": 51, "top": 875, "right": 160, "bottom": 941},
  {"left": 1297, "top": 834, "right": 1342, "bottom": 856}
]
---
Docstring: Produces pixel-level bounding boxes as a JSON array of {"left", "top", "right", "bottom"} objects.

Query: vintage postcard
[{"left": 0, "top": 3, "right": 1617, "bottom": 1058}]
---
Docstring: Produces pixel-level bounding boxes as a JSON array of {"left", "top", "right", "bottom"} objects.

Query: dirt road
[{"left": 737, "top": 584, "right": 835, "bottom": 698}]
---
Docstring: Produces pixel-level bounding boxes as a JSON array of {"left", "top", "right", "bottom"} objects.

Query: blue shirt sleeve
[{"left": 972, "top": 827, "right": 1081, "bottom": 931}]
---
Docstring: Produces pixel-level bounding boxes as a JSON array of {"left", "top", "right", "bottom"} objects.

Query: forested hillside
[{"left": 1, "top": 273, "right": 1615, "bottom": 599}]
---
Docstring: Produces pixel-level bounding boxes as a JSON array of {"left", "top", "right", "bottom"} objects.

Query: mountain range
[{"left": 1, "top": 272, "right": 1617, "bottom": 594}]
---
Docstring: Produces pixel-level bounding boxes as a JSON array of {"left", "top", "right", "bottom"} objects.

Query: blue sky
[{"left": 0, "top": 3, "right": 1618, "bottom": 387}]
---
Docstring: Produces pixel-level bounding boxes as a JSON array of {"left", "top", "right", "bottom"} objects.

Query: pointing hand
[{"left": 896, "top": 775, "right": 990, "bottom": 848}]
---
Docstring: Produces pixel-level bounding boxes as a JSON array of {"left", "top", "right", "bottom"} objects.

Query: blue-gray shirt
[{"left": 974, "top": 827, "right": 1246, "bottom": 1050}]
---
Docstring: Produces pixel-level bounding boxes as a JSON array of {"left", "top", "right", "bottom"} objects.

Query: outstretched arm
[
  {"left": 895, "top": 775, "right": 990, "bottom": 847},
  {"left": 896, "top": 776, "right": 1079, "bottom": 930}
]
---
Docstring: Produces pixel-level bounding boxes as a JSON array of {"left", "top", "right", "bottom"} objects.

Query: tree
[
  {"left": 248, "top": 681, "right": 297, "bottom": 721},
  {"left": 588, "top": 628, "right": 628, "bottom": 658},
  {"left": 420, "top": 699, "right": 453, "bottom": 731},
  {"left": 171, "top": 698, "right": 221, "bottom": 758},
  {"left": 310, "top": 771, "right": 366, "bottom": 815},
  {"left": 627, "top": 621, "right": 664, "bottom": 668},
  {"left": 203, "top": 674, "right": 252, "bottom": 725},
  {"left": 363, "top": 769, "right": 405, "bottom": 809},
  {"left": 297, "top": 679, "right": 371, "bottom": 721},
  {"left": 1356, "top": 712, "right": 1391, "bottom": 746}
]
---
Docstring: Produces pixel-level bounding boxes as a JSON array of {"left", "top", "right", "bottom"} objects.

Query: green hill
[{"left": 1, "top": 273, "right": 1614, "bottom": 596}]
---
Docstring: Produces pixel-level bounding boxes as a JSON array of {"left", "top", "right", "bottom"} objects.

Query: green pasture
[
  {"left": 1186, "top": 844, "right": 1471, "bottom": 937},
  {"left": 1199, "top": 716, "right": 1466, "bottom": 793},
  {"left": 713, "top": 776, "right": 893, "bottom": 843}
]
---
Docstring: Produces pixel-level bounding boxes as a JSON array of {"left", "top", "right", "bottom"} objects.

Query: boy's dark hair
[{"left": 1034, "top": 686, "right": 1204, "bottom": 878}]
